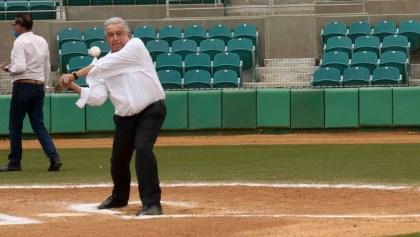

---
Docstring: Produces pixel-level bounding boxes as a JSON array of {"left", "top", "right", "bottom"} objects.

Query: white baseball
[{"left": 89, "top": 46, "right": 101, "bottom": 58}]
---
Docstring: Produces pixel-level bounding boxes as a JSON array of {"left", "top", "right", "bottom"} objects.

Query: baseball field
[{"left": 1, "top": 132, "right": 420, "bottom": 236}]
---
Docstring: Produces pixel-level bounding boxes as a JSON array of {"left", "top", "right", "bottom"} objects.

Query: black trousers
[{"left": 111, "top": 100, "right": 166, "bottom": 206}]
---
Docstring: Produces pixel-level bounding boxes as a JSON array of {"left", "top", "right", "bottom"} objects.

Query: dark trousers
[
  {"left": 8, "top": 84, "right": 59, "bottom": 167},
  {"left": 111, "top": 100, "right": 166, "bottom": 206}
]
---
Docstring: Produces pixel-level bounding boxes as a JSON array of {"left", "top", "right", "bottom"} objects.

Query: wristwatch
[
  {"left": 72, "top": 72, "right": 79, "bottom": 80},
  {"left": 4, "top": 66, "right": 9, "bottom": 72}
]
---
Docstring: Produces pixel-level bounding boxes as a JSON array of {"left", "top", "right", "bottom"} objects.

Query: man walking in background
[
  {"left": 0, "top": 13, "right": 61, "bottom": 172},
  {"left": 59, "top": 17, "right": 166, "bottom": 216}
]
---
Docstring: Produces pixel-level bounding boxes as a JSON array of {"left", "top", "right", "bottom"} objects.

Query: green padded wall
[
  {"left": 162, "top": 91, "right": 188, "bottom": 130},
  {"left": 257, "top": 89, "right": 290, "bottom": 128},
  {"left": 291, "top": 89, "right": 324, "bottom": 129},
  {"left": 324, "top": 88, "right": 359, "bottom": 128},
  {"left": 86, "top": 99, "right": 115, "bottom": 132},
  {"left": 359, "top": 88, "right": 393, "bottom": 127},
  {"left": 22, "top": 94, "right": 51, "bottom": 134},
  {"left": 222, "top": 89, "right": 257, "bottom": 129},
  {"left": 393, "top": 87, "right": 420, "bottom": 126},
  {"left": 188, "top": 90, "right": 222, "bottom": 130},
  {"left": 51, "top": 93, "right": 86, "bottom": 133},
  {"left": 0, "top": 95, "right": 11, "bottom": 135}
]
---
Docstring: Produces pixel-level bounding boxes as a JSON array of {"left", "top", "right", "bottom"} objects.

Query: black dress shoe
[
  {"left": 0, "top": 165, "right": 22, "bottom": 172},
  {"left": 137, "top": 204, "right": 163, "bottom": 216},
  {"left": 48, "top": 159, "right": 62, "bottom": 172},
  {"left": 97, "top": 196, "right": 128, "bottom": 210}
]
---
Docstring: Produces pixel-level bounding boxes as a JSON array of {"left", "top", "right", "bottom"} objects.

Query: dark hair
[{"left": 15, "top": 14, "right": 33, "bottom": 30}]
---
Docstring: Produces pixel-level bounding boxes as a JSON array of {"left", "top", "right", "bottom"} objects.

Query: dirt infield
[{"left": 1, "top": 132, "right": 420, "bottom": 236}]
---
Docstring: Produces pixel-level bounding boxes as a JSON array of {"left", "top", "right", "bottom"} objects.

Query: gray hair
[{"left": 104, "top": 17, "right": 130, "bottom": 33}]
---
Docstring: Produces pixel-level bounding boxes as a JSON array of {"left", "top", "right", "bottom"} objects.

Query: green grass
[
  {"left": 387, "top": 233, "right": 420, "bottom": 237},
  {"left": 1, "top": 144, "right": 420, "bottom": 185}
]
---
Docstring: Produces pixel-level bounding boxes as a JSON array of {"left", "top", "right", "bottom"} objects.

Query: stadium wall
[{"left": 2, "top": 87, "right": 420, "bottom": 135}]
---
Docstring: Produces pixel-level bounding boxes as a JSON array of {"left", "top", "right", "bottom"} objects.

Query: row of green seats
[{"left": 63, "top": 0, "right": 224, "bottom": 6}]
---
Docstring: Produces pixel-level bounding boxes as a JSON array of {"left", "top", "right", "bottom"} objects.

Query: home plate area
[{"left": 1, "top": 183, "right": 420, "bottom": 236}]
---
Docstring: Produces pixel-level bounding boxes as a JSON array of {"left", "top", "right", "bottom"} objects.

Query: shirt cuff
[{"left": 75, "top": 87, "right": 91, "bottom": 108}]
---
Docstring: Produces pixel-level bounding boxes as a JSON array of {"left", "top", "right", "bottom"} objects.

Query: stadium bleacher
[{"left": 4, "top": 0, "right": 420, "bottom": 133}]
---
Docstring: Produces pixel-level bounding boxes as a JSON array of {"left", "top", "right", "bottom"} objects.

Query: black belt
[
  {"left": 13, "top": 79, "right": 44, "bottom": 85},
  {"left": 115, "top": 100, "right": 165, "bottom": 119}
]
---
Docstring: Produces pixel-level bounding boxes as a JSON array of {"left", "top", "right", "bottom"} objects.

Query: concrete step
[
  {"left": 259, "top": 73, "right": 313, "bottom": 83},
  {"left": 264, "top": 58, "right": 316, "bottom": 67},
  {"left": 226, "top": 6, "right": 314, "bottom": 16},
  {"left": 256, "top": 66, "right": 317, "bottom": 82},
  {"left": 230, "top": 0, "right": 315, "bottom": 5},
  {"left": 243, "top": 81, "right": 311, "bottom": 88}
]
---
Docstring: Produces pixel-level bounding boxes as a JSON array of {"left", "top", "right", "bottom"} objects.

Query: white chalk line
[
  {"left": 1, "top": 183, "right": 420, "bottom": 225},
  {"left": 0, "top": 214, "right": 40, "bottom": 226},
  {"left": 68, "top": 201, "right": 420, "bottom": 220},
  {"left": 0, "top": 182, "right": 414, "bottom": 190}
]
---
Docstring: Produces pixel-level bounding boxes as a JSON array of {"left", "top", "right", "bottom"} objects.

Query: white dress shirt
[
  {"left": 8, "top": 32, "right": 50, "bottom": 83},
  {"left": 76, "top": 38, "right": 165, "bottom": 117}
]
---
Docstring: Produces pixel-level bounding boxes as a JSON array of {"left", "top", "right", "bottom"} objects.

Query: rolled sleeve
[
  {"left": 76, "top": 87, "right": 91, "bottom": 108},
  {"left": 76, "top": 80, "right": 109, "bottom": 108}
]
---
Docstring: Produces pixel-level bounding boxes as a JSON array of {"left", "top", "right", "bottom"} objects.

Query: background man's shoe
[
  {"left": 0, "top": 165, "right": 22, "bottom": 172},
  {"left": 97, "top": 196, "right": 127, "bottom": 209},
  {"left": 137, "top": 204, "right": 163, "bottom": 216},
  {"left": 48, "top": 159, "right": 62, "bottom": 172}
]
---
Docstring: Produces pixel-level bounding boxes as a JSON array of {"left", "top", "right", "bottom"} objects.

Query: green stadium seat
[
  {"left": 68, "top": 56, "right": 94, "bottom": 87},
  {"left": 199, "top": 38, "right": 225, "bottom": 60},
  {"left": 348, "top": 21, "right": 372, "bottom": 43},
  {"left": 183, "top": 70, "right": 212, "bottom": 89},
  {"left": 66, "top": 0, "right": 89, "bottom": 6},
  {"left": 146, "top": 39, "right": 170, "bottom": 61},
  {"left": 227, "top": 38, "right": 255, "bottom": 70},
  {"left": 84, "top": 27, "right": 105, "bottom": 48},
  {"left": 171, "top": 39, "right": 198, "bottom": 60},
  {"left": 29, "top": 1, "right": 56, "bottom": 20},
  {"left": 184, "top": 24, "right": 207, "bottom": 45},
  {"left": 213, "top": 52, "right": 242, "bottom": 78},
  {"left": 155, "top": 53, "right": 183, "bottom": 75},
  {"left": 157, "top": 70, "right": 182, "bottom": 89},
  {"left": 342, "top": 67, "right": 371, "bottom": 86},
  {"left": 398, "top": 20, "right": 420, "bottom": 51},
  {"left": 0, "top": 3, "right": 5, "bottom": 21},
  {"left": 372, "top": 66, "right": 401, "bottom": 85},
  {"left": 184, "top": 53, "right": 212, "bottom": 75},
  {"left": 234, "top": 23, "right": 259, "bottom": 65},
  {"left": 137, "top": 0, "right": 161, "bottom": 4},
  {"left": 159, "top": 25, "right": 182, "bottom": 47},
  {"left": 57, "top": 28, "right": 83, "bottom": 48},
  {"left": 133, "top": 25, "right": 157, "bottom": 45},
  {"left": 234, "top": 23, "right": 258, "bottom": 46},
  {"left": 59, "top": 41, "right": 88, "bottom": 73},
  {"left": 6, "top": 1, "right": 29, "bottom": 20},
  {"left": 320, "top": 51, "right": 350, "bottom": 74},
  {"left": 373, "top": 20, "right": 397, "bottom": 41},
  {"left": 213, "top": 69, "right": 240, "bottom": 88},
  {"left": 208, "top": 24, "right": 232, "bottom": 45},
  {"left": 379, "top": 51, "right": 410, "bottom": 82},
  {"left": 311, "top": 67, "right": 341, "bottom": 87},
  {"left": 324, "top": 36, "right": 352, "bottom": 56},
  {"left": 350, "top": 51, "right": 378, "bottom": 74},
  {"left": 381, "top": 35, "right": 410, "bottom": 56},
  {"left": 91, "top": 0, "right": 112, "bottom": 5},
  {"left": 113, "top": 0, "right": 136, "bottom": 5},
  {"left": 90, "top": 40, "right": 110, "bottom": 58},
  {"left": 321, "top": 21, "right": 347, "bottom": 44},
  {"left": 353, "top": 35, "right": 380, "bottom": 56}
]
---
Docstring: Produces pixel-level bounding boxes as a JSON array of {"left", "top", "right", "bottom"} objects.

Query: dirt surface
[{"left": 1, "top": 132, "right": 420, "bottom": 236}]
